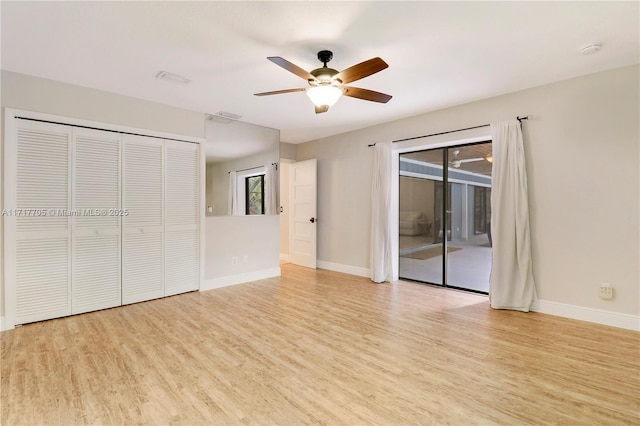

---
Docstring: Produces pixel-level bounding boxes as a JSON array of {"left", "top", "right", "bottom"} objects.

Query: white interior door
[
  {"left": 164, "top": 140, "right": 200, "bottom": 296},
  {"left": 9, "top": 119, "right": 72, "bottom": 325},
  {"left": 289, "top": 159, "right": 317, "bottom": 268},
  {"left": 122, "top": 134, "right": 164, "bottom": 304},
  {"left": 71, "top": 128, "right": 122, "bottom": 314}
]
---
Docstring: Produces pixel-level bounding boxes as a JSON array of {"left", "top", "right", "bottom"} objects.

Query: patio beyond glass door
[
  {"left": 433, "top": 181, "right": 451, "bottom": 244},
  {"left": 399, "top": 142, "right": 493, "bottom": 293}
]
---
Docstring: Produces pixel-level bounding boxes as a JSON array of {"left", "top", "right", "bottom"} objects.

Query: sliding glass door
[{"left": 398, "top": 142, "right": 493, "bottom": 293}]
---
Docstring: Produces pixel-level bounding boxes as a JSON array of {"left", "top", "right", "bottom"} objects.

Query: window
[
  {"left": 235, "top": 166, "right": 266, "bottom": 216},
  {"left": 245, "top": 174, "right": 265, "bottom": 215}
]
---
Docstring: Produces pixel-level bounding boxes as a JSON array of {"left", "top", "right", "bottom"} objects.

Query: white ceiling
[{"left": 2, "top": 1, "right": 638, "bottom": 144}]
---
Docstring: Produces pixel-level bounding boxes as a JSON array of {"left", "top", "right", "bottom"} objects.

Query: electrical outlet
[
  {"left": 599, "top": 283, "right": 614, "bottom": 300},
  {"left": 232, "top": 256, "right": 239, "bottom": 266}
]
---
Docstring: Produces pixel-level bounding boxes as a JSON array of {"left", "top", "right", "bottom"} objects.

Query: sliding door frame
[
  {"left": 442, "top": 147, "right": 449, "bottom": 287},
  {"left": 398, "top": 141, "right": 491, "bottom": 291}
]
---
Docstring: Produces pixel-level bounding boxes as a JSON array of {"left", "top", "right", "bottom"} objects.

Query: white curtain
[
  {"left": 490, "top": 119, "right": 537, "bottom": 311},
  {"left": 264, "top": 163, "right": 278, "bottom": 215},
  {"left": 370, "top": 141, "right": 393, "bottom": 283},
  {"left": 227, "top": 171, "right": 240, "bottom": 216}
]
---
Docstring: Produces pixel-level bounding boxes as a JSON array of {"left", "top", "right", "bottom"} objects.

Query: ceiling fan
[
  {"left": 254, "top": 50, "right": 392, "bottom": 114},
  {"left": 449, "top": 150, "right": 485, "bottom": 168}
]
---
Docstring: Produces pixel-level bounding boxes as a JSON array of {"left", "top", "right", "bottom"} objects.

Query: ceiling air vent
[
  {"left": 206, "top": 111, "right": 242, "bottom": 124},
  {"left": 155, "top": 71, "right": 191, "bottom": 85}
]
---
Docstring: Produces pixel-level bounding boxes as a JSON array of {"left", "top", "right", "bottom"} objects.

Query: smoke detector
[{"left": 579, "top": 44, "right": 602, "bottom": 55}]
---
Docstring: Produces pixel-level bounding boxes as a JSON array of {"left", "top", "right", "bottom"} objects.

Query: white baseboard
[
  {"left": 531, "top": 299, "right": 639, "bottom": 331},
  {"left": 280, "top": 253, "right": 290, "bottom": 262},
  {"left": 0, "top": 316, "right": 13, "bottom": 332},
  {"left": 201, "top": 267, "right": 281, "bottom": 292},
  {"left": 317, "top": 260, "right": 370, "bottom": 278}
]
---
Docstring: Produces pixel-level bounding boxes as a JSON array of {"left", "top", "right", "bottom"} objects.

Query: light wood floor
[{"left": 2, "top": 264, "right": 639, "bottom": 425}]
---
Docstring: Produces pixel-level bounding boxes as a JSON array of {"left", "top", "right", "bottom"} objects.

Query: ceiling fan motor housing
[
  {"left": 310, "top": 67, "right": 340, "bottom": 85},
  {"left": 310, "top": 50, "right": 342, "bottom": 85},
  {"left": 317, "top": 50, "right": 333, "bottom": 65}
]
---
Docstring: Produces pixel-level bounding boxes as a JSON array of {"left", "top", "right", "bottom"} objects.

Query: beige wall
[
  {"left": 204, "top": 216, "right": 280, "bottom": 282},
  {"left": 297, "top": 65, "right": 639, "bottom": 316},
  {"left": 279, "top": 161, "right": 292, "bottom": 258},
  {"left": 279, "top": 141, "right": 296, "bottom": 257},
  {"left": 280, "top": 142, "right": 296, "bottom": 160},
  {"left": 1, "top": 71, "right": 205, "bottom": 138}
]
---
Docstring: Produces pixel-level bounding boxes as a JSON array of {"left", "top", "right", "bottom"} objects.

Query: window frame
[{"left": 245, "top": 174, "right": 265, "bottom": 215}]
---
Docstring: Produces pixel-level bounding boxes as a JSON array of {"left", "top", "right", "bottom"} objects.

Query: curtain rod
[
  {"left": 228, "top": 162, "right": 278, "bottom": 174},
  {"left": 367, "top": 116, "right": 528, "bottom": 147}
]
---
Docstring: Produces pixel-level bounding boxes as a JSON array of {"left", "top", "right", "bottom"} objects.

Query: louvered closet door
[
  {"left": 122, "top": 135, "right": 164, "bottom": 304},
  {"left": 164, "top": 140, "right": 200, "bottom": 296},
  {"left": 13, "top": 120, "right": 72, "bottom": 325},
  {"left": 71, "top": 128, "right": 121, "bottom": 314}
]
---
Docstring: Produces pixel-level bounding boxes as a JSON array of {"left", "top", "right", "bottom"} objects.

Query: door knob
[{"left": 310, "top": 217, "right": 316, "bottom": 223}]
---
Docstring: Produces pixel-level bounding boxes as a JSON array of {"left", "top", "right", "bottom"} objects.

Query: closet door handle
[{"left": 310, "top": 217, "right": 316, "bottom": 223}]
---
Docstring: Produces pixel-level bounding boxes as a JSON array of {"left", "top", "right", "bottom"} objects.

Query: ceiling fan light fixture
[
  {"left": 306, "top": 85, "right": 344, "bottom": 108},
  {"left": 255, "top": 51, "right": 391, "bottom": 113}
]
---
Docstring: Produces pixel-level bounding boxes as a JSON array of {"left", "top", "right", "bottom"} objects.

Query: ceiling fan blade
[
  {"left": 335, "top": 57, "right": 388, "bottom": 84},
  {"left": 315, "top": 105, "right": 329, "bottom": 114},
  {"left": 460, "top": 158, "right": 485, "bottom": 163},
  {"left": 267, "top": 57, "right": 315, "bottom": 81},
  {"left": 254, "top": 88, "right": 306, "bottom": 96},
  {"left": 343, "top": 86, "right": 392, "bottom": 103}
]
